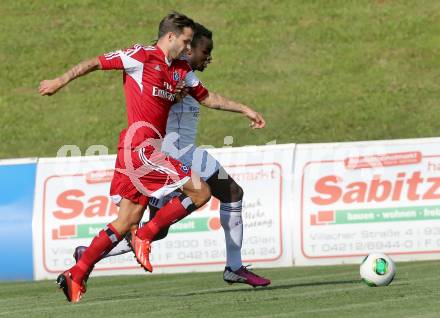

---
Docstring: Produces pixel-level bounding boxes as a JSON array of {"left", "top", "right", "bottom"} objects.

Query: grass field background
[
  {"left": 1, "top": 0, "right": 439, "bottom": 159},
  {"left": 0, "top": 261, "right": 439, "bottom": 318}
]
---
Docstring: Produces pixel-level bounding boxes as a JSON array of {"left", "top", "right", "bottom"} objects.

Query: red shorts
[{"left": 110, "top": 146, "right": 191, "bottom": 206}]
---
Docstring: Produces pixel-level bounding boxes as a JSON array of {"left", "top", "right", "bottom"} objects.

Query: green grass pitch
[
  {"left": 1, "top": 0, "right": 440, "bottom": 159},
  {"left": 1, "top": 260, "right": 440, "bottom": 318}
]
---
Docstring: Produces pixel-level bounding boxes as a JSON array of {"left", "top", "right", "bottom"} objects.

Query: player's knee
[
  {"left": 217, "top": 181, "right": 243, "bottom": 203},
  {"left": 228, "top": 182, "right": 243, "bottom": 202}
]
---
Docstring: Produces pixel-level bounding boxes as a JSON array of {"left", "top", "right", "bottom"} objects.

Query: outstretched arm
[
  {"left": 200, "top": 92, "right": 266, "bottom": 129},
  {"left": 39, "top": 57, "right": 101, "bottom": 96}
]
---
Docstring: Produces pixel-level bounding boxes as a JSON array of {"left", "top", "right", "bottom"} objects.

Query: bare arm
[
  {"left": 200, "top": 92, "right": 266, "bottom": 129},
  {"left": 39, "top": 57, "right": 101, "bottom": 96}
]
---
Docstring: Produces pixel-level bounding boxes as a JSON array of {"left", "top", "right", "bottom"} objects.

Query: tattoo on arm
[{"left": 59, "top": 57, "right": 101, "bottom": 86}]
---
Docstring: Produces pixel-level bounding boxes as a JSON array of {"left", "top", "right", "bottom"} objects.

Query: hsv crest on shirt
[{"left": 98, "top": 44, "right": 209, "bottom": 149}]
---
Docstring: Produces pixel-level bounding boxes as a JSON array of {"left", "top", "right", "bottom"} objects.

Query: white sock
[
  {"left": 105, "top": 237, "right": 132, "bottom": 257},
  {"left": 220, "top": 201, "right": 243, "bottom": 271}
]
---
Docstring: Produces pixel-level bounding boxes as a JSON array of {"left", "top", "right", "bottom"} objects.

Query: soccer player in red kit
[{"left": 40, "top": 12, "right": 265, "bottom": 303}]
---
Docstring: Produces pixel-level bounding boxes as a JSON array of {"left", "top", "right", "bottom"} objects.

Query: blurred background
[{"left": 1, "top": 0, "right": 439, "bottom": 158}]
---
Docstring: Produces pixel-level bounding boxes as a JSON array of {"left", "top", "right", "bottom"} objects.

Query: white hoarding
[
  {"left": 33, "top": 144, "right": 295, "bottom": 280},
  {"left": 293, "top": 138, "right": 440, "bottom": 265}
]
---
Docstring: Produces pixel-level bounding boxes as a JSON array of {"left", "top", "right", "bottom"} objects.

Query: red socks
[
  {"left": 136, "top": 195, "right": 195, "bottom": 241},
  {"left": 69, "top": 195, "right": 196, "bottom": 283},
  {"left": 70, "top": 223, "right": 121, "bottom": 283}
]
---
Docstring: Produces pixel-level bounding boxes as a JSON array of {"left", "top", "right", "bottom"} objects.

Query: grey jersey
[
  {"left": 165, "top": 95, "right": 200, "bottom": 166},
  {"left": 161, "top": 94, "right": 220, "bottom": 182}
]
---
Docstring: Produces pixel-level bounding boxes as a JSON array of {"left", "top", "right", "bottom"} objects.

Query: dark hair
[
  {"left": 191, "top": 23, "right": 213, "bottom": 48},
  {"left": 158, "top": 11, "right": 195, "bottom": 39}
]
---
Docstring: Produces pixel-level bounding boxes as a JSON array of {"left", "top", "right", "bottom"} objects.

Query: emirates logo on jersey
[{"left": 152, "top": 86, "right": 175, "bottom": 101}]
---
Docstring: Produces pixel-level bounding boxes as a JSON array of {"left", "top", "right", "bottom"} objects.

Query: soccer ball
[{"left": 360, "top": 253, "right": 396, "bottom": 287}]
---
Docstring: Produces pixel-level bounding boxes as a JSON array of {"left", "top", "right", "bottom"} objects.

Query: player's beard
[
  {"left": 177, "top": 45, "right": 191, "bottom": 59},
  {"left": 199, "top": 59, "right": 210, "bottom": 71},
  {"left": 168, "top": 44, "right": 180, "bottom": 60},
  {"left": 170, "top": 43, "right": 182, "bottom": 60},
  {"left": 176, "top": 49, "right": 186, "bottom": 59}
]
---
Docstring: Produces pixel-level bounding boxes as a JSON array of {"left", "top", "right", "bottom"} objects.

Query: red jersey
[{"left": 98, "top": 44, "right": 209, "bottom": 149}]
